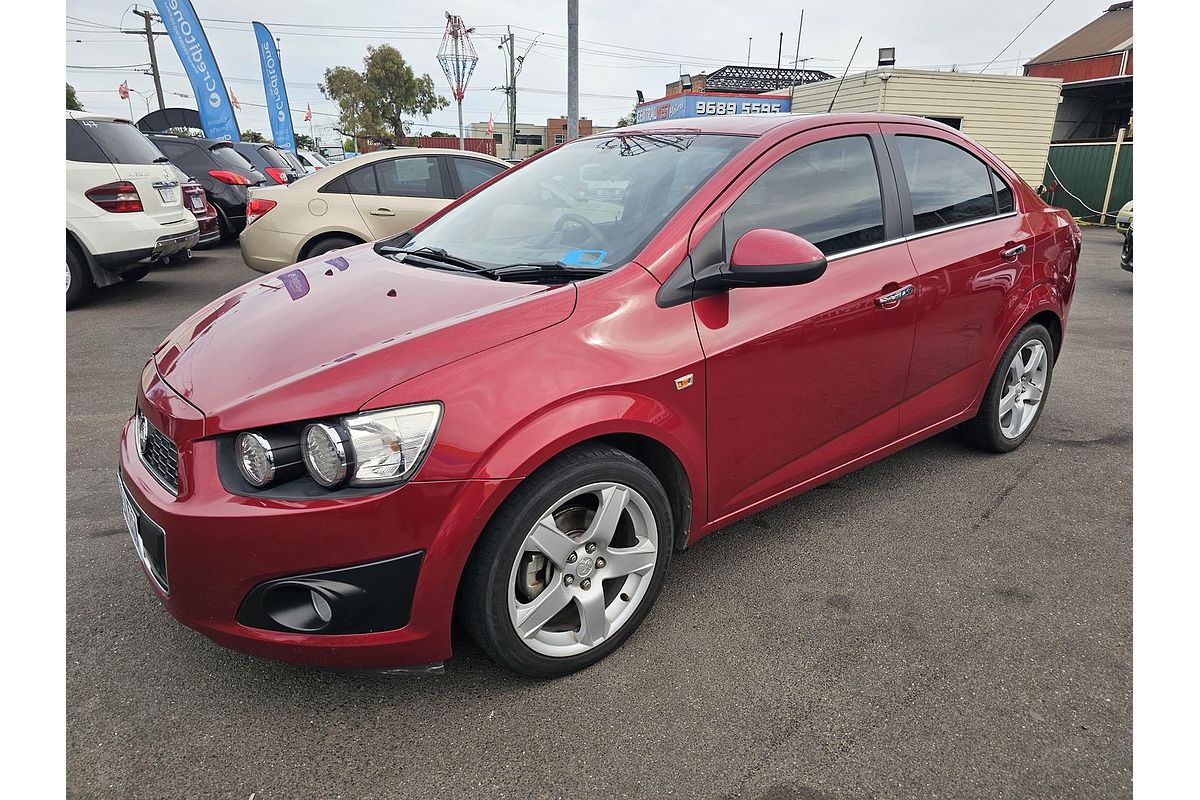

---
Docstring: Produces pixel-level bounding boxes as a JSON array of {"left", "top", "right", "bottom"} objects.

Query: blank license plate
[{"left": 158, "top": 186, "right": 177, "bottom": 203}]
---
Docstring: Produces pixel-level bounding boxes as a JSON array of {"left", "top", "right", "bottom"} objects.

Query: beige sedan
[{"left": 239, "top": 148, "right": 508, "bottom": 273}]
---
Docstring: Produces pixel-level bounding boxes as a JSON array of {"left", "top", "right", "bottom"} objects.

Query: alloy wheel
[
  {"left": 999, "top": 339, "right": 1048, "bottom": 438},
  {"left": 507, "top": 482, "right": 659, "bottom": 658}
]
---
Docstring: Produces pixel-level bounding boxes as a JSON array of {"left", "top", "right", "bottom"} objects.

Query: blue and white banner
[
  {"left": 635, "top": 94, "right": 791, "bottom": 124},
  {"left": 153, "top": 0, "right": 240, "bottom": 141},
  {"left": 252, "top": 22, "right": 296, "bottom": 153}
]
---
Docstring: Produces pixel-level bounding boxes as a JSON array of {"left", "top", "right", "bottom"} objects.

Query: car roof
[
  {"left": 349, "top": 147, "right": 508, "bottom": 165},
  {"left": 592, "top": 112, "right": 956, "bottom": 138},
  {"left": 66, "top": 110, "right": 133, "bottom": 124}
]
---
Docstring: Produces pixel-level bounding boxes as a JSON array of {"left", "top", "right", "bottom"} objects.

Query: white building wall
[{"left": 784, "top": 69, "right": 1062, "bottom": 187}]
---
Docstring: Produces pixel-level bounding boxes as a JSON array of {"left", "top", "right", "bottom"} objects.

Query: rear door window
[
  {"left": 992, "top": 170, "right": 1014, "bottom": 213},
  {"left": 376, "top": 156, "right": 445, "bottom": 198},
  {"left": 895, "top": 135, "right": 998, "bottom": 232},
  {"left": 724, "top": 135, "right": 886, "bottom": 257},
  {"left": 451, "top": 157, "right": 506, "bottom": 194},
  {"left": 155, "top": 140, "right": 198, "bottom": 162},
  {"left": 72, "top": 119, "right": 165, "bottom": 165},
  {"left": 344, "top": 165, "right": 380, "bottom": 195}
]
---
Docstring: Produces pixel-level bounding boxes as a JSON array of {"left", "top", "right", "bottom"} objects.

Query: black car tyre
[
  {"left": 66, "top": 244, "right": 92, "bottom": 310},
  {"left": 460, "top": 444, "right": 673, "bottom": 678},
  {"left": 303, "top": 236, "right": 360, "bottom": 260},
  {"left": 119, "top": 266, "right": 151, "bottom": 283},
  {"left": 959, "top": 322, "right": 1055, "bottom": 453}
]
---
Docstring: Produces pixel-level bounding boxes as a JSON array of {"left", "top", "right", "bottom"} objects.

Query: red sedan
[{"left": 118, "top": 114, "right": 1079, "bottom": 678}]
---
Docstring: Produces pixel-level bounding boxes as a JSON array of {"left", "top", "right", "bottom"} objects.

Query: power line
[{"left": 982, "top": 0, "right": 1058, "bottom": 73}]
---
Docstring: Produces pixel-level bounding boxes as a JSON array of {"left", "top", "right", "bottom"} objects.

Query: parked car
[
  {"left": 66, "top": 112, "right": 199, "bottom": 308},
  {"left": 179, "top": 173, "right": 220, "bottom": 248},
  {"left": 297, "top": 148, "right": 331, "bottom": 172},
  {"left": 148, "top": 133, "right": 266, "bottom": 240},
  {"left": 1121, "top": 223, "right": 1133, "bottom": 271},
  {"left": 1115, "top": 200, "right": 1133, "bottom": 234},
  {"left": 230, "top": 141, "right": 299, "bottom": 185},
  {"left": 119, "top": 114, "right": 1080, "bottom": 677},
  {"left": 239, "top": 148, "right": 508, "bottom": 272},
  {"left": 279, "top": 148, "right": 312, "bottom": 178}
]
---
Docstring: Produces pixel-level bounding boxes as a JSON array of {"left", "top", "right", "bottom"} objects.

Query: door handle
[
  {"left": 875, "top": 284, "right": 914, "bottom": 306},
  {"left": 370, "top": 208, "right": 395, "bottom": 217},
  {"left": 1000, "top": 243, "right": 1027, "bottom": 259}
]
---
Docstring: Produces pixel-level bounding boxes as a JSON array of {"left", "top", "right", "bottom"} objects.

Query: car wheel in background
[
  {"left": 460, "top": 444, "right": 673, "bottom": 678},
  {"left": 958, "top": 323, "right": 1055, "bottom": 453},
  {"left": 66, "top": 245, "right": 92, "bottom": 310},
  {"left": 303, "top": 236, "right": 360, "bottom": 260}
]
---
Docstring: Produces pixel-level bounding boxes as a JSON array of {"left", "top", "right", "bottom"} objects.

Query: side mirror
[{"left": 725, "top": 228, "right": 827, "bottom": 287}]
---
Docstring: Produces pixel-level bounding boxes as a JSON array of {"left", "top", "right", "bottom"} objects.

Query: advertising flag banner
[
  {"left": 252, "top": 22, "right": 296, "bottom": 153},
  {"left": 152, "top": 0, "right": 240, "bottom": 141}
]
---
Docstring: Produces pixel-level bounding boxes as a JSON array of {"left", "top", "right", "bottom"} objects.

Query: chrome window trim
[
  {"left": 823, "top": 211, "right": 1018, "bottom": 262},
  {"left": 903, "top": 211, "right": 1018, "bottom": 243}
]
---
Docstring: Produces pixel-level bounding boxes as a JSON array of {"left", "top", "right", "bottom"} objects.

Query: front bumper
[{"left": 118, "top": 363, "right": 517, "bottom": 669}]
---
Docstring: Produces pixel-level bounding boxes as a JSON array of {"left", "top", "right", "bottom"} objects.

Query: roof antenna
[{"left": 827, "top": 35, "right": 863, "bottom": 113}]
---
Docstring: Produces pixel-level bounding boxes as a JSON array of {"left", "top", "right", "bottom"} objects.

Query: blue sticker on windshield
[{"left": 561, "top": 249, "right": 607, "bottom": 267}]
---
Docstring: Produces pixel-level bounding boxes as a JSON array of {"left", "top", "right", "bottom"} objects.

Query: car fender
[
  {"left": 407, "top": 389, "right": 705, "bottom": 655},
  {"left": 966, "top": 279, "right": 1063, "bottom": 413}
]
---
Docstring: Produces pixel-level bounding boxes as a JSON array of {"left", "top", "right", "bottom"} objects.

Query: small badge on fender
[{"left": 674, "top": 373, "right": 694, "bottom": 390}]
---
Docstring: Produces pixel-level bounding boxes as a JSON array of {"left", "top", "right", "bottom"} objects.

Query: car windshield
[{"left": 400, "top": 133, "right": 750, "bottom": 270}]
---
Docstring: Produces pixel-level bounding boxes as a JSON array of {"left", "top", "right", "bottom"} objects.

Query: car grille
[{"left": 141, "top": 418, "right": 180, "bottom": 494}]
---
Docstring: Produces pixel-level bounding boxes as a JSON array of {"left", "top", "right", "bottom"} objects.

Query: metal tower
[{"left": 437, "top": 12, "right": 479, "bottom": 150}]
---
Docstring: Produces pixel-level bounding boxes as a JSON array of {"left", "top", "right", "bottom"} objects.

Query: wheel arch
[
  {"left": 299, "top": 230, "right": 366, "bottom": 261},
  {"left": 968, "top": 285, "right": 1064, "bottom": 413}
]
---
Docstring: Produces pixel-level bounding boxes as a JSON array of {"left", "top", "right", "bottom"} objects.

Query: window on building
[
  {"left": 515, "top": 134, "right": 543, "bottom": 146},
  {"left": 724, "top": 136, "right": 885, "bottom": 257},
  {"left": 492, "top": 133, "right": 503, "bottom": 144},
  {"left": 895, "top": 135, "right": 997, "bottom": 232},
  {"left": 554, "top": 133, "right": 566, "bottom": 145}
]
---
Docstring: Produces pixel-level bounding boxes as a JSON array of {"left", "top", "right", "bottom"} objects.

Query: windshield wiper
[
  {"left": 375, "top": 244, "right": 499, "bottom": 278},
  {"left": 488, "top": 263, "right": 608, "bottom": 282}
]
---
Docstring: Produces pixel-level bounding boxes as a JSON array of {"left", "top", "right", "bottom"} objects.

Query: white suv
[{"left": 66, "top": 111, "right": 200, "bottom": 308}]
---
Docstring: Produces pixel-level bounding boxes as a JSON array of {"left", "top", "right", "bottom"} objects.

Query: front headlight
[{"left": 340, "top": 403, "right": 443, "bottom": 487}]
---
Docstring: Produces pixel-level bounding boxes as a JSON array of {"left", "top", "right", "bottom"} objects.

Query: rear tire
[
  {"left": 460, "top": 444, "right": 673, "bottom": 678},
  {"left": 66, "top": 245, "right": 92, "bottom": 310},
  {"left": 958, "top": 322, "right": 1055, "bottom": 453},
  {"left": 303, "top": 235, "right": 360, "bottom": 260}
]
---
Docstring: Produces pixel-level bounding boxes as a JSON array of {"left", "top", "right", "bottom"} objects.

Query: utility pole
[
  {"left": 567, "top": 0, "right": 579, "bottom": 141},
  {"left": 776, "top": 32, "right": 783, "bottom": 72},
  {"left": 506, "top": 27, "right": 517, "bottom": 159},
  {"left": 131, "top": 9, "right": 166, "bottom": 111},
  {"left": 746, "top": 37, "right": 752, "bottom": 67}
]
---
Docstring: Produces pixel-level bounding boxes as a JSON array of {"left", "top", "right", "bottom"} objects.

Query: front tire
[
  {"left": 959, "top": 322, "right": 1055, "bottom": 453},
  {"left": 460, "top": 444, "right": 673, "bottom": 678}
]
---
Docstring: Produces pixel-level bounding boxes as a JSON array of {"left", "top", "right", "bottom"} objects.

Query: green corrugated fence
[{"left": 1041, "top": 142, "right": 1132, "bottom": 224}]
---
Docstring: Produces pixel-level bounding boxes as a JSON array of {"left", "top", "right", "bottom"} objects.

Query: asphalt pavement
[{"left": 66, "top": 228, "right": 1132, "bottom": 799}]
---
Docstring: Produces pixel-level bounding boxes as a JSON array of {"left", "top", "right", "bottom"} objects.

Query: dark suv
[
  {"left": 148, "top": 134, "right": 266, "bottom": 240},
  {"left": 230, "top": 142, "right": 299, "bottom": 186}
]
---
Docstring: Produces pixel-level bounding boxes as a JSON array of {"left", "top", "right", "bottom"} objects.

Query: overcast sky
[{"left": 67, "top": 0, "right": 1105, "bottom": 144}]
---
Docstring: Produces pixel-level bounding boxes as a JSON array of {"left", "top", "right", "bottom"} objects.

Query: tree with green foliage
[
  {"left": 67, "top": 83, "right": 84, "bottom": 111},
  {"left": 240, "top": 129, "right": 266, "bottom": 143},
  {"left": 615, "top": 105, "right": 638, "bottom": 127},
  {"left": 320, "top": 45, "right": 448, "bottom": 145},
  {"left": 294, "top": 133, "right": 317, "bottom": 151}
]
